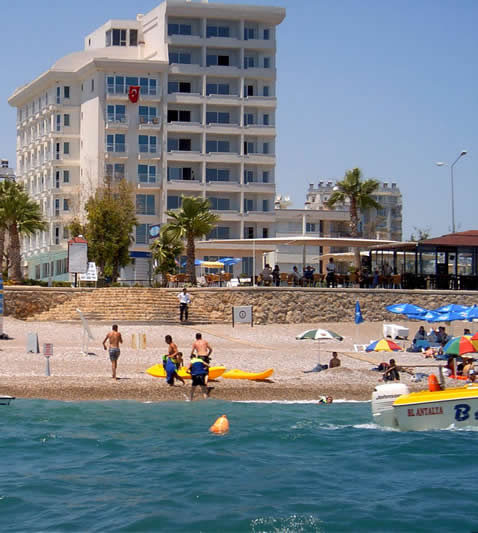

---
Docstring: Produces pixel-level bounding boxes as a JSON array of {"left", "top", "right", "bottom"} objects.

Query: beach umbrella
[
  {"left": 427, "top": 311, "right": 465, "bottom": 323},
  {"left": 471, "top": 333, "right": 478, "bottom": 351},
  {"left": 220, "top": 257, "right": 241, "bottom": 266},
  {"left": 386, "top": 303, "right": 428, "bottom": 316},
  {"left": 406, "top": 310, "right": 441, "bottom": 322},
  {"left": 296, "top": 329, "right": 344, "bottom": 367},
  {"left": 434, "top": 304, "right": 469, "bottom": 314},
  {"left": 464, "top": 305, "right": 478, "bottom": 321},
  {"left": 200, "top": 261, "right": 224, "bottom": 268},
  {"left": 443, "top": 336, "right": 477, "bottom": 357},
  {"left": 366, "top": 339, "right": 403, "bottom": 352},
  {"left": 355, "top": 301, "right": 364, "bottom": 325}
]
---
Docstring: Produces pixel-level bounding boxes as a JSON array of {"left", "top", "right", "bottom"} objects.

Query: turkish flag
[{"left": 128, "top": 85, "right": 140, "bottom": 103}]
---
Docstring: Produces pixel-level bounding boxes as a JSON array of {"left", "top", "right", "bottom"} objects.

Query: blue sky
[{"left": 1, "top": 0, "right": 476, "bottom": 239}]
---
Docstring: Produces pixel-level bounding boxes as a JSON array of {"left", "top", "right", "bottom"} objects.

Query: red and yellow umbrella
[
  {"left": 366, "top": 339, "right": 403, "bottom": 352},
  {"left": 471, "top": 332, "right": 478, "bottom": 351},
  {"left": 443, "top": 336, "right": 477, "bottom": 356}
]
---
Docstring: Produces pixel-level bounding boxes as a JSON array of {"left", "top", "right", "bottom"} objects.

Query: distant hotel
[{"left": 9, "top": 0, "right": 285, "bottom": 281}]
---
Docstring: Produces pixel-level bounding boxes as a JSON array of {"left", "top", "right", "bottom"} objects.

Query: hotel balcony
[
  {"left": 167, "top": 92, "right": 202, "bottom": 105},
  {"left": 244, "top": 124, "right": 275, "bottom": 136},
  {"left": 105, "top": 116, "right": 129, "bottom": 130},
  {"left": 138, "top": 117, "right": 161, "bottom": 131},
  {"left": 205, "top": 122, "right": 241, "bottom": 135},
  {"left": 244, "top": 153, "right": 276, "bottom": 164},
  {"left": 205, "top": 151, "right": 242, "bottom": 164},
  {"left": 205, "top": 93, "right": 241, "bottom": 106},
  {"left": 242, "top": 66, "right": 276, "bottom": 80},
  {"left": 167, "top": 34, "right": 203, "bottom": 46},
  {"left": 167, "top": 121, "right": 203, "bottom": 134},
  {"left": 137, "top": 146, "right": 161, "bottom": 161},
  {"left": 205, "top": 179, "right": 241, "bottom": 192},
  {"left": 166, "top": 178, "right": 203, "bottom": 192},
  {"left": 169, "top": 63, "right": 203, "bottom": 76},
  {"left": 243, "top": 180, "right": 275, "bottom": 192},
  {"left": 136, "top": 177, "right": 162, "bottom": 190},
  {"left": 166, "top": 150, "right": 202, "bottom": 162},
  {"left": 244, "top": 96, "right": 277, "bottom": 108}
]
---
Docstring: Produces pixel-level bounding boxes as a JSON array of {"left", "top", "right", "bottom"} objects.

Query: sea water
[{"left": 1, "top": 400, "right": 477, "bottom": 533}]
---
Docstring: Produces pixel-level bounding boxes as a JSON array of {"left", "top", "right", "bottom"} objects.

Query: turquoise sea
[{"left": 1, "top": 399, "right": 477, "bottom": 533}]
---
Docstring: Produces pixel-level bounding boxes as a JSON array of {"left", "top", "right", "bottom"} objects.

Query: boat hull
[
  {"left": 0, "top": 396, "right": 15, "bottom": 406},
  {"left": 393, "top": 386, "right": 478, "bottom": 431}
]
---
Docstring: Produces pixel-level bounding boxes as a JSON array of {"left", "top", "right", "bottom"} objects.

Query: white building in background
[
  {"left": 305, "top": 179, "right": 403, "bottom": 241},
  {"left": 0, "top": 160, "right": 15, "bottom": 182},
  {"left": 8, "top": 0, "right": 285, "bottom": 282}
]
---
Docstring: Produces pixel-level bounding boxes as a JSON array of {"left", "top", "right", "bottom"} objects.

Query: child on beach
[
  {"left": 188, "top": 355, "right": 210, "bottom": 401},
  {"left": 163, "top": 335, "right": 185, "bottom": 386}
]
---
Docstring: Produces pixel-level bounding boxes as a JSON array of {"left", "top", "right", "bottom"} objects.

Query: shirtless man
[
  {"left": 102, "top": 324, "right": 123, "bottom": 379},
  {"left": 163, "top": 335, "right": 185, "bottom": 386},
  {"left": 191, "top": 333, "right": 213, "bottom": 385}
]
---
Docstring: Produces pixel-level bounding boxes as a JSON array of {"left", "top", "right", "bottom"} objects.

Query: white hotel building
[{"left": 9, "top": 0, "right": 285, "bottom": 281}]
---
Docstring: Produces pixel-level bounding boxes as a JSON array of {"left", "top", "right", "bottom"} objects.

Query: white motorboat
[
  {"left": 372, "top": 382, "right": 478, "bottom": 431},
  {"left": 0, "top": 395, "right": 15, "bottom": 406}
]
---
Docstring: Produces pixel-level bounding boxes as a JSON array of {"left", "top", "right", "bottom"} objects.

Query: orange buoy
[
  {"left": 428, "top": 374, "right": 440, "bottom": 392},
  {"left": 210, "top": 414, "right": 229, "bottom": 434}
]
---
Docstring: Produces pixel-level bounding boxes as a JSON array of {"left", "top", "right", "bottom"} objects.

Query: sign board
[
  {"left": 43, "top": 343, "right": 53, "bottom": 357},
  {"left": 68, "top": 238, "right": 88, "bottom": 274},
  {"left": 232, "top": 305, "right": 253, "bottom": 327},
  {"left": 79, "top": 262, "right": 98, "bottom": 282},
  {"left": 149, "top": 224, "right": 161, "bottom": 239}
]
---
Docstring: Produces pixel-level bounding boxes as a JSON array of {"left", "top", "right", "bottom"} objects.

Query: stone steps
[{"left": 28, "top": 288, "right": 222, "bottom": 324}]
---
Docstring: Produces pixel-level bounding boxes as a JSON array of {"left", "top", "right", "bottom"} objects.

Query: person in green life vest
[{"left": 188, "top": 355, "right": 210, "bottom": 401}]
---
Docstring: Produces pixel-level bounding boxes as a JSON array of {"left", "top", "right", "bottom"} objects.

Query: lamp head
[
  {"left": 460, "top": 150, "right": 467, "bottom": 156},
  {"left": 436, "top": 162, "right": 446, "bottom": 167}
]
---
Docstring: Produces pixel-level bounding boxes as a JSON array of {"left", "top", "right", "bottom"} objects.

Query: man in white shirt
[
  {"left": 178, "top": 288, "right": 191, "bottom": 322},
  {"left": 326, "top": 258, "right": 336, "bottom": 287}
]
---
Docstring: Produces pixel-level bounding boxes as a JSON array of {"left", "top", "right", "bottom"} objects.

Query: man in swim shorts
[
  {"left": 191, "top": 332, "right": 213, "bottom": 384},
  {"left": 188, "top": 355, "right": 210, "bottom": 400},
  {"left": 102, "top": 324, "right": 123, "bottom": 379}
]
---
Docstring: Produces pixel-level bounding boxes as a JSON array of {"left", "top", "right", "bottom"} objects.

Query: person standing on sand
[
  {"left": 102, "top": 324, "right": 123, "bottom": 379},
  {"left": 163, "top": 335, "right": 185, "bottom": 386},
  {"left": 191, "top": 333, "right": 213, "bottom": 385},
  {"left": 188, "top": 355, "right": 210, "bottom": 401}
]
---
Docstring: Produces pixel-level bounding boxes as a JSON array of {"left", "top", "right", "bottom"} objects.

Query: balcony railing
[
  {"left": 138, "top": 116, "right": 161, "bottom": 127},
  {"left": 107, "top": 115, "right": 128, "bottom": 125},
  {"left": 139, "top": 145, "right": 158, "bottom": 154},
  {"left": 106, "top": 143, "right": 127, "bottom": 153}
]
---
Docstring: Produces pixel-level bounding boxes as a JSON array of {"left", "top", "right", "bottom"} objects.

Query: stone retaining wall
[
  {"left": 3, "top": 287, "right": 94, "bottom": 320},
  {"left": 4, "top": 286, "right": 478, "bottom": 323}
]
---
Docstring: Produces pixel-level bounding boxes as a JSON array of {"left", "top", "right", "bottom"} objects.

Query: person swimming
[{"left": 318, "top": 396, "right": 333, "bottom": 404}]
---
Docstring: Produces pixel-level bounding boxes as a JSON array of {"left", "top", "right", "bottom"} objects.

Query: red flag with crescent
[{"left": 128, "top": 85, "right": 140, "bottom": 103}]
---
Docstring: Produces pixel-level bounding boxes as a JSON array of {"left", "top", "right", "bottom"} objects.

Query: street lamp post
[{"left": 436, "top": 150, "right": 467, "bottom": 234}]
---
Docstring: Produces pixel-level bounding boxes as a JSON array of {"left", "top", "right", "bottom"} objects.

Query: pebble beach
[{"left": 0, "top": 317, "right": 451, "bottom": 402}]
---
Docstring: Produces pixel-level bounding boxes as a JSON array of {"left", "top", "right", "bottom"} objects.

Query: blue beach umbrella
[
  {"left": 407, "top": 310, "right": 441, "bottom": 322},
  {"left": 427, "top": 311, "right": 466, "bottom": 323},
  {"left": 464, "top": 305, "right": 478, "bottom": 321},
  {"left": 386, "top": 303, "right": 428, "bottom": 316},
  {"left": 355, "top": 301, "right": 364, "bottom": 325},
  {"left": 434, "top": 304, "right": 469, "bottom": 314}
]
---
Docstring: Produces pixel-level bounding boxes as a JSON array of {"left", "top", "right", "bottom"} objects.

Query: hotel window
[
  {"left": 168, "top": 167, "right": 192, "bottom": 181},
  {"left": 244, "top": 170, "right": 254, "bottom": 183},
  {"left": 136, "top": 194, "right": 155, "bottom": 215},
  {"left": 64, "top": 86, "right": 70, "bottom": 99},
  {"left": 244, "top": 141, "right": 254, "bottom": 155},
  {"left": 206, "top": 111, "right": 229, "bottom": 124},
  {"left": 263, "top": 114, "right": 269, "bottom": 126},
  {"left": 63, "top": 142, "right": 70, "bottom": 155},
  {"left": 55, "top": 227, "right": 60, "bottom": 245},
  {"left": 55, "top": 171, "right": 60, "bottom": 188},
  {"left": 56, "top": 87, "right": 61, "bottom": 104},
  {"left": 244, "top": 56, "right": 255, "bottom": 69},
  {"left": 91, "top": 79, "right": 95, "bottom": 92},
  {"left": 169, "top": 52, "right": 191, "bottom": 64},
  {"left": 167, "top": 195, "right": 182, "bottom": 210},
  {"left": 206, "top": 54, "right": 230, "bottom": 67},
  {"left": 206, "top": 140, "right": 229, "bottom": 153},
  {"left": 168, "top": 110, "right": 191, "bottom": 123},
  {"left": 138, "top": 135, "right": 157, "bottom": 153},
  {"left": 136, "top": 224, "right": 148, "bottom": 245},
  {"left": 263, "top": 57, "right": 271, "bottom": 68},
  {"left": 55, "top": 199, "right": 60, "bottom": 216},
  {"left": 263, "top": 142, "right": 269, "bottom": 154},
  {"left": 107, "top": 104, "right": 126, "bottom": 122},
  {"left": 208, "top": 226, "right": 230, "bottom": 239},
  {"left": 140, "top": 77, "right": 157, "bottom": 96},
  {"left": 206, "top": 83, "right": 229, "bottom": 95},
  {"left": 130, "top": 29, "right": 138, "bottom": 46},
  {"left": 35, "top": 265, "right": 41, "bottom": 279},
  {"left": 63, "top": 114, "right": 70, "bottom": 127},
  {"left": 55, "top": 143, "right": 61, "bottom": 159},
  {"left": 209, "top": 197, "right": 230, "bottom": 210},
  {"left": 107, "top": 28, "right": 127, "bottom": 46},
  {"left": 168, "top": 81, "right": 191, "bottom": 94},
  {"left": 138, "top": 164, "right": 156, "bottom": 183},
  {"left": 263, "top": 28, "right": 270, "bottom": 40},
  {"left": 63, "top": 199, "right": 70, "bottom": 211},
  {"left": 139, "top": 106, "right": 157, "bottom": 123},
  {"left": 262, "top": 199, "right": 269, "bottom": 212},
  {"left": 56, "top": 114, "right": 61, "bottom": 132},
  {"left": 245, "top": 85, "right": 254, "bottom": 97},
  {"left": 244, "top": 27, "right": 255, "bottom": 40},
  {"left": 63, "top": 170, "right": 70, "bottom": 183},
  {"left": 207, "top": 25, "right": 230, "bottom": 38},
  {"left": 168, "top": 24, "right": 192, "bottom": 36},
  {"left": 206, "top": 168, "right": 229, "bottom": 182},
  {"left": 106, "top": 163, "right": 125, "bottom": 181},
  {"left": 244, "top": 113, "right": 254, "bottom": 125},
  {"left": 167, "top": 138, "right": 191, "bottom": 151},
  {"left": 244, "top": 199, "right": 253, "bottom": 212},
  {"left": 263, "top": 86, "right": 270, "bottom": 97},
  {"left": 263, "top": 228, "right": 269, "bottom": 238},
  {"left": 262, "top": 171, "right": 269, "bottom": 183},
  {"left": 106, "top": 134, "right": 126, "bottom": 152}
]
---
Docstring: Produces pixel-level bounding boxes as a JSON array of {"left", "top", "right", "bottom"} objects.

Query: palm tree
[
  {"left": 150, "top": 229, "right": 184, "bottom": 287},
  {"left": 326, "top": 168, "right": 381, "bottom": 268},
  {"left": 0, "top": 181, "right": 46, "bottom": 282},
  {"left": 164, "top": 196, "right": 220, "bottom": 284}
]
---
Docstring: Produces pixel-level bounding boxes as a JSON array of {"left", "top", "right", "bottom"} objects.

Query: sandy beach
[{"left": 0, "top": 316, "right": 453, "bottom": 402}]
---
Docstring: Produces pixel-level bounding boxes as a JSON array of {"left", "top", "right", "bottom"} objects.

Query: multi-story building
[
  {"left": 305, "top": 179, "right": 403, "bottom": 241},
  {"left": 8, "top": 0, "right": 285, "bottom": 282},
  {"left": 0, "top": 160, "right": 15, "bottom": 182}
]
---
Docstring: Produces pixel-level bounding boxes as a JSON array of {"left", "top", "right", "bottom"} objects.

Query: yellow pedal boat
[
  {"left": 146, "top": 365, "right": 226, "bottom": 380},
  {"left": 222, "top": 368, "right": 274, "bottom": 380}
]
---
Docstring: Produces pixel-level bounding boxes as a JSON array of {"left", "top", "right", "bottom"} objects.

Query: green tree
[
  {"left": 83, "top": 180, "right": 137, "bottom": 281},
  {"left": 68, "top": 218, "right": 86, "bottom": 238},
  {"left": 150, "top": 229, "right": 184, "bottom": 287},
  {"left": 326, "top": 168, "right": 382, "bottom": 268},
  {"left": 0, "top": 180, "right": 46, "bottom": 282},
  {"left": 163, "top": 196, "right": 220, "bottom": 284},
  {"left": 410, "top": 226, "right": 431, "bottom": 242}
]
